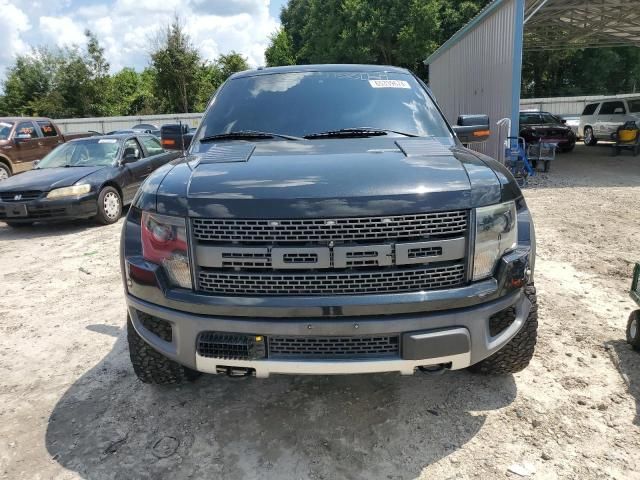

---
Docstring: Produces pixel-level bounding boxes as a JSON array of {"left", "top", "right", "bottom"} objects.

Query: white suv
[{"left": 579, "top": 98, "right": 640, "bottom": 146}]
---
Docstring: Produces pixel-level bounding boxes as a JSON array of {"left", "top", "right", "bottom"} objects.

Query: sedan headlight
[
  {"left": 473, "top": 201, "right": 517, "bottom": 281},
  {"left": 141, "top": 211, "right": 192, "bottom": 289},
  {"left": 46, "top": 184, "right": 91, "bottom": 199}
]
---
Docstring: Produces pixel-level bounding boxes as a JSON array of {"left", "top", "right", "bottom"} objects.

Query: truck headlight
[
  {"left": 46, "top": 184, "right": 91, "bottom": 199},
  {"left": 141, "top": 211, "right": 192, "bottom": 289},
  {"left": 473, "top": 201, "right": 517, "bottom": 280}
]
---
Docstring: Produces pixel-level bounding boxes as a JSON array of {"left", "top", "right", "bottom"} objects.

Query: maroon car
[
  {"left": 0, "top": 117, "right": 92, "bottom": 180},
  {"left": 519, "top": 111, "right": 576, "bottom": 152}
]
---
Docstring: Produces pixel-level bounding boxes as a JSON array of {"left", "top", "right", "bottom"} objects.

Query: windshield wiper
[
  {"left": 199, "top": 130, "right": 302, "bottom": 143},
  {"left": 303, "top": 127, "right": 418, "bottom": 139}
]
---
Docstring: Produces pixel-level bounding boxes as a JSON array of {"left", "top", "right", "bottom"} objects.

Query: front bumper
[
  {"left": 0, "top": 193, "right": 97, "bottom": 223},
  {"left": 126, "top": 281, "right": 532, "bottom": 377}
]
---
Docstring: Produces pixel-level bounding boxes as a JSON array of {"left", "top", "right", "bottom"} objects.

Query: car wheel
[
  {"left": 96, "top": 186, "right": 122, "bottom": 225},
  {"left": 561, "top": 144, "right": 575, "bottom": 153},
  {"left": 627, "top": 311, "right": 640, "bottom": 351},
  {"left": 468, "top": 284, "right": 538, "bottom": 374},
  {"left": 127, "top": 314, "right": 201, "bottom": 384},
  {"left": 583, "top": 127, "right": 597, "bottom": 146},
  {"left": 0, "top": 163, "right": 10, "bottom": 181}
]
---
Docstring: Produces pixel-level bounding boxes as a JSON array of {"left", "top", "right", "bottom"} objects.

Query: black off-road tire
[
  {"left": 96, "top": 186, "right": 122, "bottom": 225},
  {"left": 469, "top": 284, "right": 538, "bottom": 375},
  {"left": 127, "top": 315, "right": 201, "bottom": 384},
  {"left": 626, "top": 311, "right": 640, "bottom": 351}
]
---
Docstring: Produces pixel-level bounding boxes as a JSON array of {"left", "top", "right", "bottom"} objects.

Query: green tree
[
  {"left": 270, "top": 0, "right": 488, "bottom": 78},
  {"left": 151, "top": 17, "right": 201, "bottom": 113},
  {"left": 0, "top": 48, "right": 64, "bottom": 116},
  {"left": 265, "top": 28, "right": 296, "bottom": 66}
]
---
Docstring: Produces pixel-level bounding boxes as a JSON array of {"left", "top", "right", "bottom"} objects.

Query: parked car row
[{"left": 0, "top": 133, "right": 180, "bottom": 226}]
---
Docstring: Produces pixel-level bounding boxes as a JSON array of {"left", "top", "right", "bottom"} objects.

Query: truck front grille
[
  {"left": 269, "top": 335, "right": 399, "bottom": 359},
  {"left": 192, "top": 211, "right": 467, "bottom": 243},
  {"left": 192, "top": 210, "right": 469, "bottom": 296},
  {"left": 198, "top": 264, "right": 465, "bottom": 296},
  {"left": 196, "top": 333, "right": 400, "bottom": 360}
]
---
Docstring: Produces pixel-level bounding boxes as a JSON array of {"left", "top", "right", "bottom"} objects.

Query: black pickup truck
[{"left": 121, "top": 65, "right": 538, "bottom": 384}]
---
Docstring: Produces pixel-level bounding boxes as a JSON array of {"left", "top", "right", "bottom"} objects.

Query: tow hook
[
  {"left": 418, "top": 363, "right": 451, "bottom": 375},
  {"left": 216, "top": 366, "right": 254, "bottom": 377}
]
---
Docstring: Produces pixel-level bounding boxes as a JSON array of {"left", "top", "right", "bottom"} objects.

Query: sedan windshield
[
  {"left": 193, "top": 71, "right": 452, "bottom": 150},
  {"left": 37, "top": 139, "right": 120, "bottom": 168},
  {"left": 0, "top": 122, "right": 14, "bottom": 140}
]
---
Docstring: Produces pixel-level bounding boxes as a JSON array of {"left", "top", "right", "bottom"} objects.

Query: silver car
[{"left": 579, "top": 98, "right": 640, "bottom": 145}]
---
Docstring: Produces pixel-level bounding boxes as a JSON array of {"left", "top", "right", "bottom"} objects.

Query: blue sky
[{"left": 0, "top": 0, "right": 289, "bottom": 74}]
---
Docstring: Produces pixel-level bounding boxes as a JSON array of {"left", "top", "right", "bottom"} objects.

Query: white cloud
[
  {"left": 39, "top": 16, "right": 87, "bottom": 47},
  {"left": 0, "top": 0, "right": 282, "bottom": 76},
  {"left": 0, "top": 1, "right": 31, "bottom": 72}
]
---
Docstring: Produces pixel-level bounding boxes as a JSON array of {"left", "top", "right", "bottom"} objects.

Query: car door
[
  {"left": 36, "top": 120, "right": 64, "bottom": 156},
  {"left": 597, "top": 101, "right": 626, "bottom": 138},
  {"left": 12, "top": 121, "right": 42, "bottom": 172},
  {"left": 120, "top": 137, "right": 154, "bottom": 203}
]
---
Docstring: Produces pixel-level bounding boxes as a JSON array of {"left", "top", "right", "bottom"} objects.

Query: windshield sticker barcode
[{"left": 368, "top": 80, "right": 411, "bottom": 89}]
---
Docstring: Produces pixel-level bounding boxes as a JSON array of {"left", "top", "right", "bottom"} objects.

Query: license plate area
[{"left": 6, "top": 204, "right": 28, "bottom": 217}]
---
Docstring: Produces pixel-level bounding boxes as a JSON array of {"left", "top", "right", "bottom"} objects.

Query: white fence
[
  {"left": 53, "top": 113, "right": 203, "bottom": 134},
  {"left": 520, "top": 93, "right": 640, "bottom": 115}
]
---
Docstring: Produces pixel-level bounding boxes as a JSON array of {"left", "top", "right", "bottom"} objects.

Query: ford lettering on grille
[{"left": 195, "top": 238, "right": 465, "bottom": 270}]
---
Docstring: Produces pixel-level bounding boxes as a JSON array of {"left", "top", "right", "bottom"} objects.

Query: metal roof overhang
[
  {"left": 525, "top": 0, "right": 640, "bottom": 50},
  {"left": 426, "top": 0, "right": 640, "bottom": 65}
]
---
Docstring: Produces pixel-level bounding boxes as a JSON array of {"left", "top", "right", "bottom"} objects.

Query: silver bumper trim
[{"left": 195, "top": 352, "right": 472, "bottom": 378}]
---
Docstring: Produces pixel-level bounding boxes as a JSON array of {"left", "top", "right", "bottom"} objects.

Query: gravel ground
[{"left": 1, "top": 144, "right": 639, "bottom": 480}]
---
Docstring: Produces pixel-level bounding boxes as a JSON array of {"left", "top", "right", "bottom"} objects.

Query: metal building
[{"left": 425, "top": 0, "right": 640, "bottom": 159}]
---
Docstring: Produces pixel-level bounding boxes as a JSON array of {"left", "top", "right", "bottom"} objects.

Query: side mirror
[
  {"left": 32, "top": 159, "right": 40, "bottom": 168},
  {"left": 561, "top": 119, "right": 567, "bottom": 124},
  {"left": 452, "top": 115, "right": 491, "bottom": 144}
]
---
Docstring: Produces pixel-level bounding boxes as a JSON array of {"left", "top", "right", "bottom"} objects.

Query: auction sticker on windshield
[
  {"left": 368, "top": 80, "right": 411, "bottom": 89},
  {"left": 99, "top": 139, "right": 118, "bottom": 143}
]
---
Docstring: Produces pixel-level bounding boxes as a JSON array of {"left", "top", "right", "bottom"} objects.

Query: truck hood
[
  {"left": 153, "top": 138, "right": 513, "bottom": 218},
  {"left": 0, "top": 166, "right": 105, "bottom": 192}
]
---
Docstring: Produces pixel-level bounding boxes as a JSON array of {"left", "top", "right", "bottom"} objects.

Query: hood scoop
[
  {"left": 198, "top": 143, "right": 256, "bottom": 164},
  {"left": 395, "top": 139, "right": 452, "bottom": 157}
]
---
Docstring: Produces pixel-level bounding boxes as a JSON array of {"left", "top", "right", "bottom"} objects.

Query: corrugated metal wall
[
  {"left": 521, "top": 93, "right": 640, "bottom": 115},
  {"left": 428, "top": 0, "right": 520, "bottom": 161},
  {"left": 53, "top": 113, "right": 202, "bottom": 134}
]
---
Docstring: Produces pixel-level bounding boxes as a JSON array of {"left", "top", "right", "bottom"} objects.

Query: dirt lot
[{"left": 1, "top": 144, "right": 640, "bottom": 479}]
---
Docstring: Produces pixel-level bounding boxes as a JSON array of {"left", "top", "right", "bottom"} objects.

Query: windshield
[
  {"left": 541, "top": 113, "right": 561, "bottom": 124},
  {"left": 37, "top": 139, "right": 120, "bottom": 168},
  {"left": 193, "top": 71, "right": 452, "bottom": 150},
  {"left": 0, "top": 122, "right": 14, "bottom": 140}
]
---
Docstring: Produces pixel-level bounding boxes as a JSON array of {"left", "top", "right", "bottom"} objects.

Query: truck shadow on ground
[
  {"left": 46, "top": 327, "right": 517, "bottom": 480},
  {"left": 607, "top": 339, "right": 640, "bottom": 426}
]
